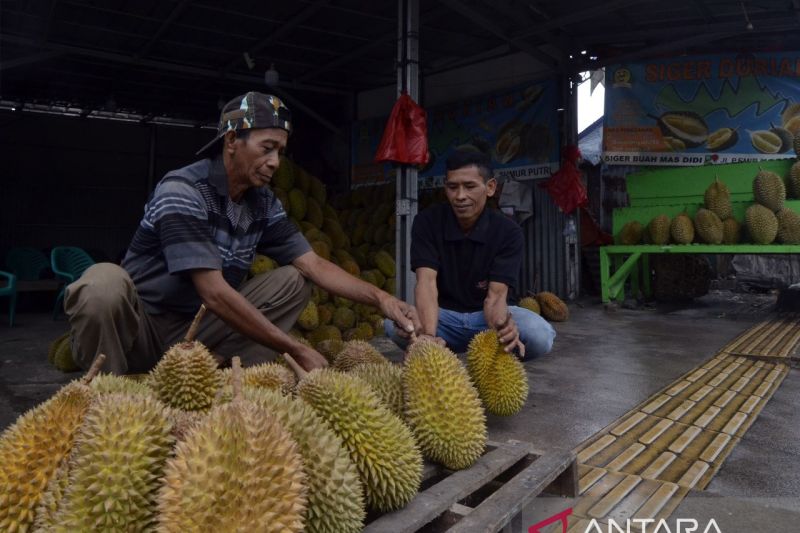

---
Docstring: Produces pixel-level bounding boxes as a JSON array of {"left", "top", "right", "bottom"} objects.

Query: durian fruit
[
  {"left": 53, "top": 335, "right": 80, "bottom": 372},
  {"left": 333, "top": 340, "right": 389, "bottom": 372},
  {"left": 150, "top": 340, "right": 222, "bottom": 411},
  {"left": 466, "top": 331, "right": 529, "bottom": 417},
  {"left": 158, "top": 361, "right": 307, "bottom": 532},
  {"left": 704, "top": 176, "right": 733, "bottom": 220},
  {"left": 0, "top": 381, "right": 94, "bottom": 532},
  {"left": 242, "top": 387, "right": 365, "bottom": 533},
  {"left": 694, "top": 208, "right": 724, "bottom": 244},
  {"left": 297, "top": 368, "right": 422, "bottom": 511},
  {"left": 351, "top": 363, "right": 404, "bottom": 417},
  {"left": 309, "top": 175, "right": 327, "bottom": 206},
  {"left": 535, "top": 291, "right": 569, "bottom": 322},
  {"left": 343, "top": 322, "right": 374, "bottom": 341},
  {"left": 722, "top": 218, "right": 742, "bottom": 244},
  {"left": 753, "top": 168, "right": 786, "bottom": 212},
  {"left": 404, "top": 341, "right": 487, "bottom": 470},
  {"left": 298, "top": 301, "right": 320, "bottom": 331},
  {"left": 32, "top": 459, "right": 70, "bottom": 531},
  {"left": 307, "top": 325, "right": 343, "bottom": 348},
  {"left": 373, "top": 250, "right": 396, "bottom": 278},
  {"left": 788, "top": 161, "right": 800, "bottom": 198},
  {"left": 250, "top": 254, "right": 278, "bottom": 276},
  {"left": 51, "top": 394, "right": 174, "bottom": 531},
  {"left": 746, "top": 204, "right": 779, "bottom": 244},
  {"left": 89, "top": 373, "right": 156, "bottom": 398},
  {"left": 670, "top": 211, "right": 695, "bottom": 244},
  {"left": 316, "top": 338, "right": 345, "bottom": 362},
  {"left": 305, "top": 197, "right": 324, "bottom": 229},
  {"left": 332, "top": 307, "right": 356, "bottom": 331},
  {"left": 289, "top": 188, "right": 308, "bottom": 220},
  {"left": 518, "top": 296, "right": 540, "bottom": 315},
  {"left": 776, "top": 208, "right": 800, "bottom": 244},
  {"left": 48, "top": 331, "right": 70, "bottom": 365},
  {"left": 220, "top": 362, "right": 297, "bottom": 396},
  {"left": 311, "top": 240, "right": 331, "bottom": 261},
  {"left": 648, "top": 214, "right": 671, "bottom": 245},
  {"left": 273, "top": 156, "right": 295, "bottom": 190},
  {"left": 617, "top": 221, "right": 643, "bottom": 245}
]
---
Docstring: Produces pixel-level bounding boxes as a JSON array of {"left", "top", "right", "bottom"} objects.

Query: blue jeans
[{"left": 384, "top": 306, "right": 556, "bottom": 360}]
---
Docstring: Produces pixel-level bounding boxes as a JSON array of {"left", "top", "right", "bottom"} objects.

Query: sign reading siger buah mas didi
[{"left": 603, "top": 52, "right": 800, "bottom": 166}]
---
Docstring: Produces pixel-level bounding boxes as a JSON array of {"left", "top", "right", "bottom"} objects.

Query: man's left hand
[{"left": 495, "top": 313, "right": 526, "bottom": 359}]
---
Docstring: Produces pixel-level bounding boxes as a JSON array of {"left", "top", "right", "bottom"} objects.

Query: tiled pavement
[{"left": 540, "top": 315, "right": 797, "bottom": 532}]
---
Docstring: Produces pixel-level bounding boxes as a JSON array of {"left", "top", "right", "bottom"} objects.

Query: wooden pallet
[{"left": 364, "top": 439, "right": 577, "bottom": 533}]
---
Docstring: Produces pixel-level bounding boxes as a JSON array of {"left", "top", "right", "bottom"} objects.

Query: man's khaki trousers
[{"left": 64, "top": 263, "right": 311, "bottom": 374}]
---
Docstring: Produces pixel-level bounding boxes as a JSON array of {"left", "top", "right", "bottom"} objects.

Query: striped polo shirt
[{"left": 122, "top": 157, "right": 310, "bottom": 314}]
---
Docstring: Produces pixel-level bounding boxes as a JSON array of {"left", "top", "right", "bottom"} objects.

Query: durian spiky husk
[
  {"left": 694, "top": 208, "right": 723, "bottom": 244},
  {"left": 466, "top": 331, "right": 529, "bottom": 417},
  {"left": 351, "top": 363, "right": 405, "bottom": 418},
  {"left": 518, "top": 296, "right": 540, "bottom": 315},
  {"left": 333, "top": 340, "right": 388, "bottom": 372},
  {"left": 47, "top": 332, "right": 70, "bottom": 365},
  {"left": 32, "top": 458, "right": 70, "bottom": 531},
  {"left": 535, "top": 291, "right": 569, "bottom": 322},
  {"left": 150, "top": 340, "right": 222, "bottom": 411},
  {"left": 0, "top": 381, "right": 94, "bottom": 532},
  {"left": 51, "top": 394, "right": 174, "bottom": 532},
  {"left": 789, "top": 161, "right": 800, "bottom": 199},
  {"left": 618, "top": 221, "right": 643, "bottom": 245},
  {"left": 648, "top": 214, "right": 671, "bottom": 245},
  {"left": 89, "top": 373, "right": 156, "bottom": 398},
  {"left": 722, "top": 218, "right": 741, "bottom": 245},
  {"left": 297, "top": 369, "right": 422, "bottom": 512},
  {"left": 704, "top": 177, "right": 733, "bottom": 220},
  {"left": 670, "top": 212, "right": 695, "bottom": 244},
  {"left": 219, "top": 362, "right": 297, "bottom": 396},
  {"left": 404, "top": 342, "right": 487, "bottom": 470},
  {"left": 753, "top": 169, "right": 786, "bottom": 212},
  {"left": 157, "top": 399, "right": 308, "bottom": 532},
  {"left": 242, "top": 387, "right": 365, "bottom": 533},
  {"left": 776, "top": 208, "right": 800, "bottom": 244},
  {"left": 746, "top": 203, "right": 779, "bottom": 244}
]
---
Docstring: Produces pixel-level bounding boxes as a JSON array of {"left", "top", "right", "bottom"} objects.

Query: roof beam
[
  {"left": 438, "top": 0, "right": 558, "bottom": 70},
  {"left": 513, "top": 0, "right": 644, "bottom": 39},
  {"left": 219, "top": 0, "right": 331, "bottom": 74},
  {"left": 0, "top": 50, "right": 63, "bottom": 72},
  {"left": 136, "top": 0, "right": 193, "bottom": 59},
  {"left": 1, "top": 34, "right": 352, "bottom": 95}
]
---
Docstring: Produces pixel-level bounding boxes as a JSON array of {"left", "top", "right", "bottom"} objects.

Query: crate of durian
[{"left": 3, "top": 316, "right": 577, "bottom": 532}]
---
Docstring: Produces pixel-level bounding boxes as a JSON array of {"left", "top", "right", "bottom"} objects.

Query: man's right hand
[{"left": 292, "top": 344, "right": 328, "bottom": 372}]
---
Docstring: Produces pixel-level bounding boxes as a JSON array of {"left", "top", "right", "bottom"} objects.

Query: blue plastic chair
[
  {"left": 51, "top": 246, "right": 95, "bottom": 319},
  {"left": 6, "top": 247, "right": 50, "bottom": 281},
  {"left": 0, "top": 271, "right": 17, "bottom": 327}
]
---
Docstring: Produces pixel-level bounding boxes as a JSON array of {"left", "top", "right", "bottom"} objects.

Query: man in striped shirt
[{"left": 64, "top": 92, "right": 420, "bottom": 374}]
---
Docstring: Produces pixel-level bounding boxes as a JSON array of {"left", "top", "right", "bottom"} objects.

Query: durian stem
[
  {"left": 184, "top": 304, "right": 207, "bottom": 342},
  {"left": 231, "top": 356, "right": 243, "bottom": 401},
  {"left": 281, "top": 352, "right": 308, "bottom": 380},
  {"left": 81, "top": 353, "right": 107, "bottom": 384}
]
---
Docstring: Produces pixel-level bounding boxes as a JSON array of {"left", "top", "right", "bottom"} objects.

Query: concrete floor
[{"left": 1, "top": 291, "right": 798, "bottom": 532}]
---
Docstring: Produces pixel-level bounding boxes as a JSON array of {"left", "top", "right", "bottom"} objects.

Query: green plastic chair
[
  {"left": 51, "top": 246, "right": 95, "bottom": 319},
  {"left": 6, "top": 247, "right": 50, "bottom": 281},
  {"left": 0, "top": 271, "right": 17, "bottom": 327}
]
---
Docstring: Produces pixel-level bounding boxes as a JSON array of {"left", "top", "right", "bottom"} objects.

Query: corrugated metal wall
[{"left": 518, "top": 182, "right": 580, "bottom": 300}]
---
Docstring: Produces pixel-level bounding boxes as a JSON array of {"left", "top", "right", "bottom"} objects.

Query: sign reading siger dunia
[{"left": 603, "top": 52, "right": 800, "bottom": 166}]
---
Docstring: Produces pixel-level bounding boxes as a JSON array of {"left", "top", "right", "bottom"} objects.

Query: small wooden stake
[
  {"left": 281, "top": 352, "right": 308, "bottom": 380},
  {"left": 231, "top": 356, "right": 243, "bottom": 401},
  {"left": 184, "top": 304, "right": 207, "bottom": 342},
  {"left": 81, "top": 353, "right": 107, "bottom": 384}
]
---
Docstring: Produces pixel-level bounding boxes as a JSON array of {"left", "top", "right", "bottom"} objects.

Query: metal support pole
[
  {"left": 395, "top": 0, "right": 419, "bottom": 304},
  {"left": 561, "top": 71, "right": 581, "bottom": 300}
]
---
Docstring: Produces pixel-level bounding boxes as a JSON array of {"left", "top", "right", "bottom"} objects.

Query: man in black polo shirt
[{"left": 386, "top": 149, "right": 555, "bottom": 359}]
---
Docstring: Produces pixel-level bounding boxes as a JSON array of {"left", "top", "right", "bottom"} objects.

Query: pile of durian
[
  {"left": 617, "top": 160, "right": 800, "bottom": 247},
  {"left": 2, "top": 328, "right": 530, "bottom": 532}
]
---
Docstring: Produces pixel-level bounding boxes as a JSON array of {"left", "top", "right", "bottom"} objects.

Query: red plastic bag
[
  {"left": 539, "top": 145, "right": 587, "bottom": 215},
  {"left": 374, "top": 93, "right": 430, "bottom": 165}
]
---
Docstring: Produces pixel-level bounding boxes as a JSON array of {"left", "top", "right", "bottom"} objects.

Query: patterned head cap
[{"left": 197, "top": 92, "right": 292, "bottom": 157}]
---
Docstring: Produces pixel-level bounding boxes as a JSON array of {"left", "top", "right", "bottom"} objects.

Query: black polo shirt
[{"left": 411, "top": 203, "right": 523, "bottom": 312}]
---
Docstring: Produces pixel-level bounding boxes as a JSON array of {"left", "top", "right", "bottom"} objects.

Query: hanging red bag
[
  {"left": 374, "top": 92, "right": 430, "bottom": 165},
  {"left": 539, "top": 145, "right": 587, "bottom": 214}
]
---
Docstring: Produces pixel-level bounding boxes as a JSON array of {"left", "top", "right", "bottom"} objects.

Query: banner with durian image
[
  {"left": 352, "top": 79, "right": 560, "bottom": 187},
  {"left": 604, "top": 52, "right": 800, "bottom": 166}
]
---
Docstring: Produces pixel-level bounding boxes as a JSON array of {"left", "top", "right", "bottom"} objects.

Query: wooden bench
[
  {"left": 364, "top": 439, "right": 577, "bottom": 532},
  {"left": 600, "top": 160, "right": 800, "bottom": 304}
]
